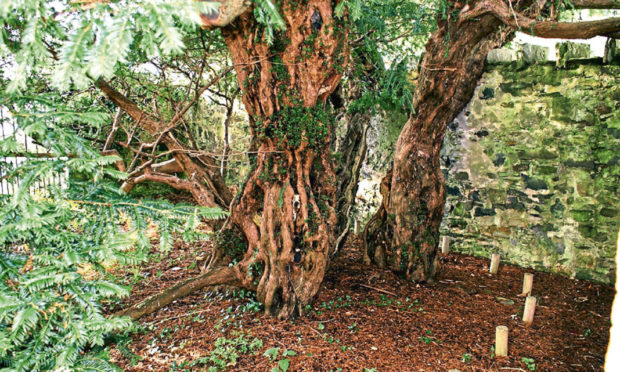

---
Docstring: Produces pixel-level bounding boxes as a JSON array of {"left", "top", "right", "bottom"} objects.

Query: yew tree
[
  {"left": 206, "top": 0, "right": 350, "bottom": 319},
  {"left": 5, "top": 0, "right": 618, "bottom": 324},
  {"left": 139, "top": 0, "right": 350, "bottom": 320},
  {"left": 365, "top": 0, "right": 620, "bottom": 282}
]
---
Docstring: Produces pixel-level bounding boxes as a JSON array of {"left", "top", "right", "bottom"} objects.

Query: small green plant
[
  {"left": 193, "top": 332, "right": 263, "bottom": 370},
  {"left": 264, "top": 347, "right": 280, "bottom": 362},
  {"left": 419, "top": 329, "right": 442, "bottom": 345},
  {"left": 264, "top": 348, "right": 296, "bottom": 372},
  {"left": 522, "top": 357, "right": 536, "bottom": 371},
  {"left": 462, "top": 353, "right": 472, "bottom": 363},
  {"left": 420, "top": 335, "right": 433, "bottom": 344}
]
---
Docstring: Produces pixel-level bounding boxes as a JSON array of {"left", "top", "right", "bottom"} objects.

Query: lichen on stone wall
[{"left": 440, "top": 60, "right": 620, "bottom": 284}]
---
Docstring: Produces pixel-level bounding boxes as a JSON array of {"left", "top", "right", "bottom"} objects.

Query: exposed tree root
[{"left": 114, "top": 266, "right": 247, "bottom": 320}]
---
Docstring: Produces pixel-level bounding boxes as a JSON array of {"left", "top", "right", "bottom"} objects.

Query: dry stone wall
[{"left": 440, "top": 55, "right": 620, "bottom": 283}]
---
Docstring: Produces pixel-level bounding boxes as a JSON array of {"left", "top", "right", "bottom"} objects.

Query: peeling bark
[
  {"left": 363, "top": 6, "right": 511, "bottom": 280},
  {"left": 115, "top": 1, "right": 349, "bottom": 322},
  {"left": 116, "top": 0, "right": 620, "bottom": 322},
  {"left": 217, "top": 1, "right": 349, "bottom": 319}
]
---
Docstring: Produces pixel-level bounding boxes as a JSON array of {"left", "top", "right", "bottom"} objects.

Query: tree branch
[
  {"left": 198, "top": 0, "right": 252, "bottom": 29},
  {"left": 475, "top": 1, "right": 620, "bottom": 39},
  {"left": 152, "top": 159, "right": 183, "bottom": 174},
  {"left": 571, "top": 0, "right": 620, "bottom": 9},
  {"left": 95, "top": 79, "right": 161, "bottom": 134},
  {"left": 527, "top": 17, "right": 620, "bottom": 38},
  {"left": 96, "top": 79, "right": 233, "bottom": 208},
  {"left": 122, "top": 171, "right": 196, "bottom": 193}
]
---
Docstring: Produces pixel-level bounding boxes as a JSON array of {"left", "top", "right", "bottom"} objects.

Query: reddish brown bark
[
  {"left": 467, "top": 1, "right": 620, "bottom": 39},
  {"left": 216, "top": 1, "right": 349, "bottom": 318},
  {"left": 364, "top": 3, "right": 513, "bottom": 281},
  {"left": 114, "top": 0, "right": 348, "bottom": 321}
]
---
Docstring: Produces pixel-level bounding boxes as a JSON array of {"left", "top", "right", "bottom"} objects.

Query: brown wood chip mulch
[{"left": 108, "top": 236, "right": 614, "bottom": 371}]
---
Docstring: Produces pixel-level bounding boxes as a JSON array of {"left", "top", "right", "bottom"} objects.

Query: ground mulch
[{"left": 108, "top": 236, "right": 614, "bottom": 371}]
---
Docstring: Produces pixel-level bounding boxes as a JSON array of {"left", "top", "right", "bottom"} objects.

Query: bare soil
[{"left": 108, "top": 236, "right": 614, "bottom": 371}]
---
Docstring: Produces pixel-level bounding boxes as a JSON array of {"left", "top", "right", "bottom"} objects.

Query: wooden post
[
  {"left": 523, "top": 296, "right": 537, "bottom": 325},
  {"left": 441, "top": 236, "right": 450, "bottom": 254},
  {"left": 522, "top": 273, "right": 534, "bottom": 296},
  {"left": 495, "top": 325, "right": 508, "bottom": 357},
  {"left": 489, "top": 253, "right": 501, "bottom": 274}
]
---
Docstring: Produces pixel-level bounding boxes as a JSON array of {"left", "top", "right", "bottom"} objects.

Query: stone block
[
  {"left": 487, "top": 48, "right": 517, "bottom": 64},
  {"left": 438, "top": 59, "right": 619, "bottom": 284},
  {"left": 556, "top": 41, "right": 591, "bottom": 68},
  {"left": 520, "top": 44, "right": 549, "bottom": 64}
]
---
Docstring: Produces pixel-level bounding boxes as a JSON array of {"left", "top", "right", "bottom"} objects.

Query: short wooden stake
[
  {"left": 354, "top": 220, "right": 359, "bottom": 234},
  {"left": 523, "top": 296, "right": 537, "bottom": 325},
  {"left": 489, "top": 253, "right": 501, "bottom": 274},
  {"left": 522, "top": 273, "right": 534, "bottom": 296},
  {"left": 441, "top": 236, "right": 450, "bottom": 254},
  {"left": 495, "top": 325, "right": 508, "bottom": 357}
]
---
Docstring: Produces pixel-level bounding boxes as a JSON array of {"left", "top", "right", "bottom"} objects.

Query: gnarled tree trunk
[
  {"left": 119, "top": 0, "right": 620, "bottom": 321},
  {"left": 364, "top": 0, "right": 620, "bottom": 282},
  {"left": 216, "top": 1, "right": 349, "bottom": 319},
  {"left": 115, "top": 0, "right": 348, "bottom": 321},
  {"left": 365, "top": 4, "right": 513, "bottom": 281}
]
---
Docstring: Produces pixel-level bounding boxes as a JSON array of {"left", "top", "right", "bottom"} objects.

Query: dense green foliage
[
  {"left": 345, "top": 0, "right": 436, "bottom": 114},
  {"left": 1, "top": 0, "right": 220, "bottom": 91},
  {"left": 3, "top": 0, "right": 583, "bottom": 369},
  {"left": 0, "top": 94, "right": 226, "bottom": 370},
  {"left": 0, "top": 0, "right": 445, "bottom": 369}
]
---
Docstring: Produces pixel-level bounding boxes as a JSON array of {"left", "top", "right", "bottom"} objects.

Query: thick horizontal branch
[
  {"left": 121, "top": 171, "right": 194, "bottom": 193},
  {"left": 571, "top": 0, "right": 620, "bottom": 9},
  {"left": 527, "top": 17, "right": 620, "bottom": 38},
  {"left": 474, "top": 1, "right": 620, "bottom": 39},
  {"left": 152, "top": 159, "right": 183, "bottom": 174}
]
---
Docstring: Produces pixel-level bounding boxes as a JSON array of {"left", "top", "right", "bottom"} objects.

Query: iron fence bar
[
  {"left": 0, "top": 110, "right": 69, "bottom": 196},
  {"left": 1, "top": 109, "right": 6, "bottom": 195}
]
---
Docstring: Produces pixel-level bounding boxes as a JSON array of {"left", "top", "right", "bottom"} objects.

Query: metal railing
[{"left": 0, "top": 109, "right": 68, "bottom": 196}]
